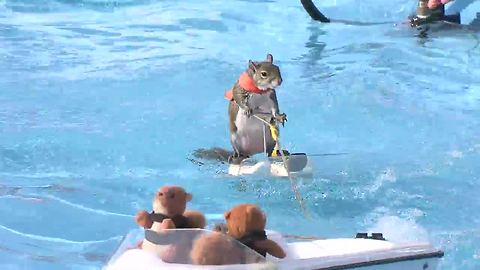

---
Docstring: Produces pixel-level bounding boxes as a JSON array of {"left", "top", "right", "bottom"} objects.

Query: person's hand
[{"left": 428, "top": 0, "right": 452, "bottom": 9}]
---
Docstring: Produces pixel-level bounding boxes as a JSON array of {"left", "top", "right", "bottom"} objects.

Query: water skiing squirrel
[{"left": 224, "top": 54, "right": 288, "bottom": 164}]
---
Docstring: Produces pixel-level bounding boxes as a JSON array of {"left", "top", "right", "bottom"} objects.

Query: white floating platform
[
  {"left": 227, "top": 154, "right": 314, "bottom": 178},
  {"left": 104, "top": 229, "right": 444, "bottom": 270}
]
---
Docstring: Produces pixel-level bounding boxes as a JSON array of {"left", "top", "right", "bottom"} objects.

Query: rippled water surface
[{"left": 1, "top": 0, "right": 480, "bottom": 269}]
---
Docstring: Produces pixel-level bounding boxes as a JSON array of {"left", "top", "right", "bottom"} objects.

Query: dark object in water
[
  {"left": 300, "top": 0, "right": 330, "bottom": 22},
  {"left": 299, "top": 0, "right": 397, "bottom": 26}
]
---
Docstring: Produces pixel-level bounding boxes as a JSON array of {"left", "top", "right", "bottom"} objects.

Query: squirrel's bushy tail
[{"left": 192, "top": 147, "right": 233, "bottom": 163}]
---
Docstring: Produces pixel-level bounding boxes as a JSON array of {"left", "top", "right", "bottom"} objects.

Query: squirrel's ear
[
  {"left": 248, "top": 60, "right": 258, "bottom": 72},
  {"left": 266, "top": 54, "right": 273, "bottom": 63}
]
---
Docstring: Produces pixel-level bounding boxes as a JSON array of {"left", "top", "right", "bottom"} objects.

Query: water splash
[
  {"left": 367, "top": 215, "right": 430, "bottom": 243},
  {"left": 368, "top": 167, "right": 397, "bottom": 193}
]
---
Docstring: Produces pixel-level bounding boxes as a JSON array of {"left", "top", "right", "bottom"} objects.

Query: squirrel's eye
[{"left": 260, "top": 71, "right": 268, "bottom": 78}]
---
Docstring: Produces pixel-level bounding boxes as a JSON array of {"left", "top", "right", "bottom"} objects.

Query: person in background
[{"left": 428, "top": 0, "right": 453, "bottom": 9}]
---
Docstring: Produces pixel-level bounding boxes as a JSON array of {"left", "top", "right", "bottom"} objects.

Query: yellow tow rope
[{"left": 252, "top": 114, "right": 311, "bottom": 219}]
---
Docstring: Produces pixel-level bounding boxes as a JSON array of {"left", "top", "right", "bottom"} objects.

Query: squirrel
[{"left": 225, "top": 54, "right": 287, "bottom": 164}]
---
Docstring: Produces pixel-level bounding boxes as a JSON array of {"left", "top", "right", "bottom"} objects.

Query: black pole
[{"left": 300, "top": 0, "right": 330, "bottom": 23}]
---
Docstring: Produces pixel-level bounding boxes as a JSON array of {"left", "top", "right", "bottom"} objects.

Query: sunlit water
[{"left": 1, "top": 0, "right": 480, "bottom": 269}]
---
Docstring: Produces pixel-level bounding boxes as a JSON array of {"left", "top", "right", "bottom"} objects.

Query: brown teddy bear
[
  {"left": 190, "top": 231, "right": 244, "bottom": 265},
  {"left": 215, "top": 204, "right": 286, "bottom": 259},
  {"left": 135, "top": 185, "right": 206, "bottom": 231},
  {"left": 134, "top": 185, "right": 206, "bottom": 261}
]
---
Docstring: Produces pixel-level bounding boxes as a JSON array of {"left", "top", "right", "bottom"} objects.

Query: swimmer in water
[
  {"left": 412, "top": 0, "right": 479, "bottom": 27},
  {"left": 301, "top": 0, "right": 478, "bottom": 27}
]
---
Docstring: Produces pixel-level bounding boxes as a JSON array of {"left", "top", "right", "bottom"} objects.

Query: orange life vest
[{"left": 224, "top": 72, "right": 268, "bottom": 101}]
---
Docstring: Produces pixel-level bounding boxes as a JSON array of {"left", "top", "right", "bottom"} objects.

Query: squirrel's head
[{"left": 247, "top": 54, "right": 282, "bottom": 90}]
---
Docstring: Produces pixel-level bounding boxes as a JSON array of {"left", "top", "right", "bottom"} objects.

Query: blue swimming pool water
[{"left": 1, "top": 0, "right": 480, "bottom": 269}]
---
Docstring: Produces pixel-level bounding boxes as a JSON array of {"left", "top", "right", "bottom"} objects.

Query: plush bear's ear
[
  {"left": 185, "top": 192, "right": 192, "bottom": 202},
  {"left": 224, "top": 210, "right": 231, "bottom": 220}
]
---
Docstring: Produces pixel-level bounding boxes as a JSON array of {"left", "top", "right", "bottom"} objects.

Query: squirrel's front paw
[{"left": 276, "top": 113, "right": 287, "bottom": 126}]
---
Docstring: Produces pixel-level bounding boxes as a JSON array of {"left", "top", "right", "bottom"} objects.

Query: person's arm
[
  {"left": 428, "top": 0, "right": 453, "bottom": 9},
  {"left": 445, "top": 0, "right": 477, "bottom": 13}
]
